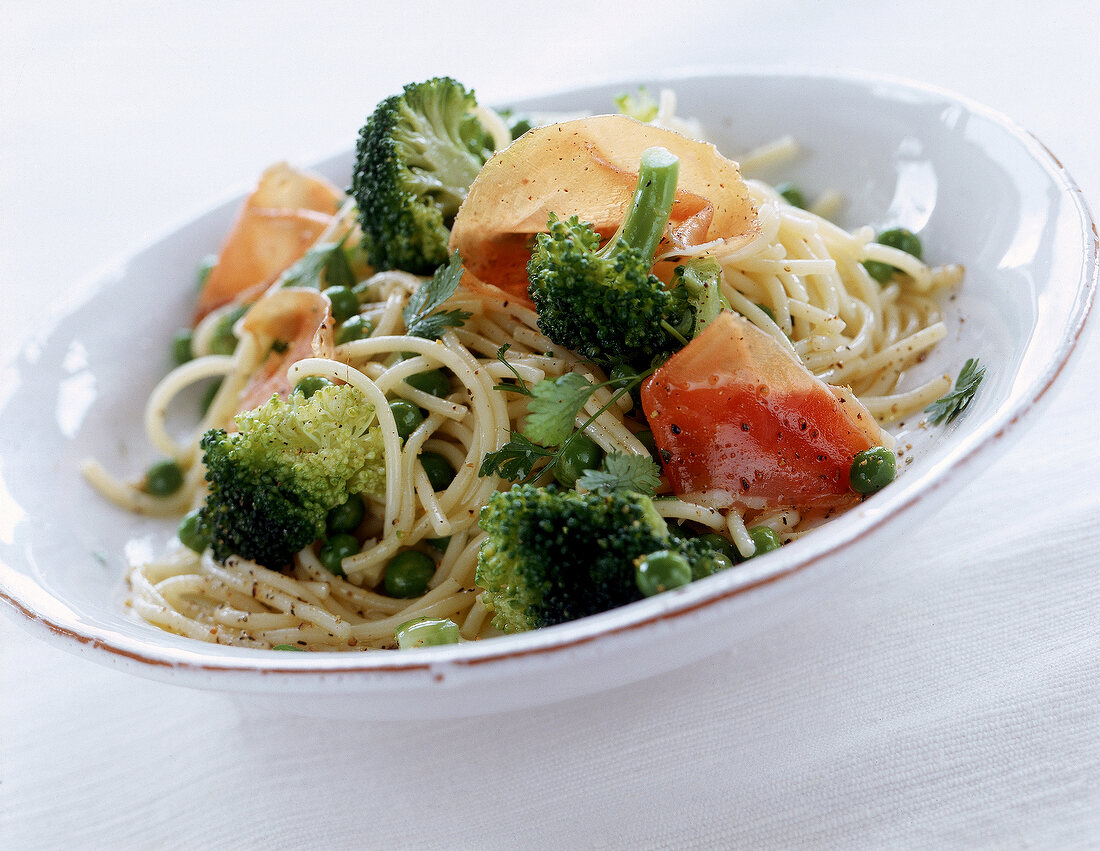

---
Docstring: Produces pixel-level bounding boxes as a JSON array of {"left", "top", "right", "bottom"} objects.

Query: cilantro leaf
[
  {"left": 925, "top": 357, "right": 986, "bottom": 425},
  {"left": 276, "top": 243, "right": 332, "bottom": 289},
  {"left": 323, "top": 240, "right": 356, "bottom": 288},
  {"left": 479, "top": 359, "right": 661, "bottom": 484},
  {"left": 523, "top": 373, "right": 595, "bottom": 447},
  {"left": 406, "top": 308, "right": 472, "bottom": 340},
  {"left": 277, "top": 234, "right": 352, "bottom": 290},
  {"left": 403, "top": 251, "right": 471, "bottom": 339},
  {"left": 478, "top": 433, "right": 556, "bottom": 481},
  {"left": 576, "top": 452, "right": 662, "bottom": 497}
]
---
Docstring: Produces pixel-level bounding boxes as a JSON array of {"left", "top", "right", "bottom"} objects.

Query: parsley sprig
[
  {"left": 403, "top": 252, "right": 472, "bottom": 340},
  {"left": 477, "top": 433, "right": 556, "bottom": 481},
  {"left": 925, "top": 357, "right": 985, "bottom": 425},
  {"left": 525, "top": 373, "right": 598, "bottom": 446},
  {"left": 276, "top": 232, "right": 356, "bottom": 290},
  {"left": 576, "top": 452, "right": 661, "bottom": 497},
  {"left": 479, "top": 349, "right": 658, "bottom": 483}
]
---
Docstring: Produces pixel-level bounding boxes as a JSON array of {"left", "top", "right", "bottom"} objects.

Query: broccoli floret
[
  {"left": 527, "top": 146, "right": 684, "bottom": 366},
  {"left": 494, "top": 106, "right": 535, "bottom": 140},
  {"left": 476, "top": 484, "right": 668, "bottom": 632},
  {"left": 475, "top": 483, "right": 734, "bottom": 632},
  {"left": 666, "top": 256, "right": 731, "bottom": 339},
  {"left": 614, "top": 87, "right": 659, "bottom": 122},
  {"left": 351, "top": 77, "right": 493, "bottom": 274},
  {"left": 198, "top": 384, "right": 385, "bottom": 568}
]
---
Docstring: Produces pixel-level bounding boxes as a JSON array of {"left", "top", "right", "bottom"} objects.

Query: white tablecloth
[{"left": 3, "top": 2, "right": 1098, "bottom": 847}]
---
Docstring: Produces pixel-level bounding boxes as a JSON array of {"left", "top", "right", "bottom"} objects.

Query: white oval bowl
[{"left": 1, "top": 70, "right": 1095, "bottom": 718}]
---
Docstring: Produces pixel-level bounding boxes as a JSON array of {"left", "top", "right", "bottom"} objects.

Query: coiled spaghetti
[{"left": 84, "top": 114, "right": 961, "bottom": 651}]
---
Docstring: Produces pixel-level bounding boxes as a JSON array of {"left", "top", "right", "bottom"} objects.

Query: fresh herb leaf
[
  {"left": 277, "top": 233, "right": 351, "bottom": 290},
  {"left": 492, "top": 344, "right": 532, "bottom": 395},
  {"left": 576, "top": 452, "right": 662, "bottom": 497},
  {"left": 272, "top": 644, "right": 306, "bottom": 651},
  {"left": 523, "top": 373, "right": 595, "bottom": 447},
  {"left": 277, "top": 244, "right": 328, "bottom": 288},
  {"left": 480, "top": 360, "right": 661, "bottom": 484},
  {"left": 324, "top": 240, "right": 356, "bottom": 289},
  {"left": 403, "top": 251, "right": 472, "bottom": 339},
  {"left": 406, "top": 308, "right": 472, "bottom": 340},
  {"left": 478, "top": 432, "right": 556, "bottom": 481},
  {"left": 925, "top": 357, "right": 986, "bottom": 425}
]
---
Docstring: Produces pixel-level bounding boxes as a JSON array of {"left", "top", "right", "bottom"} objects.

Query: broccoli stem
[{"left": 601, "top": 146, "right": 680, "bottom": 264}]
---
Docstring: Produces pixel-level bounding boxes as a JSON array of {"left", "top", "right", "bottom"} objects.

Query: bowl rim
[{"left": 2, "top": 67, "right": 1097, "bottom": 689}]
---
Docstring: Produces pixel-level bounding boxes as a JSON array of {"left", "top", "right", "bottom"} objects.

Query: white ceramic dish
[{"left": 1, "top": 71, "right": 1095, "bottom": 718}]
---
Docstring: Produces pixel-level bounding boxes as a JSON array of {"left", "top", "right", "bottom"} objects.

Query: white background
[{"left": 3, "top": 2, "right": 1099, "bottom": 847}]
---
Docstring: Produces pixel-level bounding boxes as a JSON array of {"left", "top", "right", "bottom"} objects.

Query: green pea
[
  {"left": 177, "top": 509, "right": 211, "bottom": 553},
  {"left": 748, "top": 526, "right": 782, "bottom": 557},
  {"left": 878, "top": 227, "right": 923, "bottom": 260},
  {"left": 171, "top": 328, "right": 194, "bottom": 365},
  {"left": 694, "top": 551, "right": 735, "bottom": 579},
  {"left": 395, "top": 617, "right": 460, "bottom": 649},
  {"left": 864, "top": 227, "right": 923, "bottom": 283},
  {"left": 849, "top": 446, "right": 897, "bottom": 495},
  {"left": 293, "top": 376, "right": 333, "bottom": 399},
  {"left": 145, "top": 459, "right": 184, "bottom": 496},
  {"left": 405, "top": 368, "right": 450, "bottom": 398},
  {"left": 326, "top": 493, "right": 366, "bottom": 535},
  {"left": 863, "top": 260, "right": 895, "bottom": 283},
  {"left": 774, "top": 181, "right": 807, "bottom": 209},
  {"left": 199, "top": 378, "right": 222, "bottom": 415},
  {"left": 634, "top": 428, "right": 659, "bottom": 459},
  {"left": 426, "top": 536, "right": 451, "bottom": 553},
  {"left": 697, "top": 532, "right": 740, "bottom": 564},
  {"left": 319, "top": 532, "right": 360, "bottom": 576},
  {"left": 384, "top": 550, "right": 436, "bottom": 598},
  {"left": 608, "top": 363, "right": 641, "bottom": 411},
  {"left": 324, "top": 285, "right": 360, "bottom": 323},
  {"left": 419, "top": 452, "right": 456, "bottom": 491},
  {"left": 389, "top": 399, "right": 424, "bottom": 441},
  {"left": 554, "top": 433, "right": 603, "bottom": 487},
  {"left": 209, "top": 305, "right": 248, "bottom": 355},
  {"left": 635, "top": 549, "right": 693, "bottom": 597},
  {"left": 335, "top": 314, "right": 373, "bottom": 345}
]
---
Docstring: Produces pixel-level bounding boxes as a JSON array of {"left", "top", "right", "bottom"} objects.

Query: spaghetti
[{"left": 83, "top": 92, "right": 961, "bottom": 651}]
